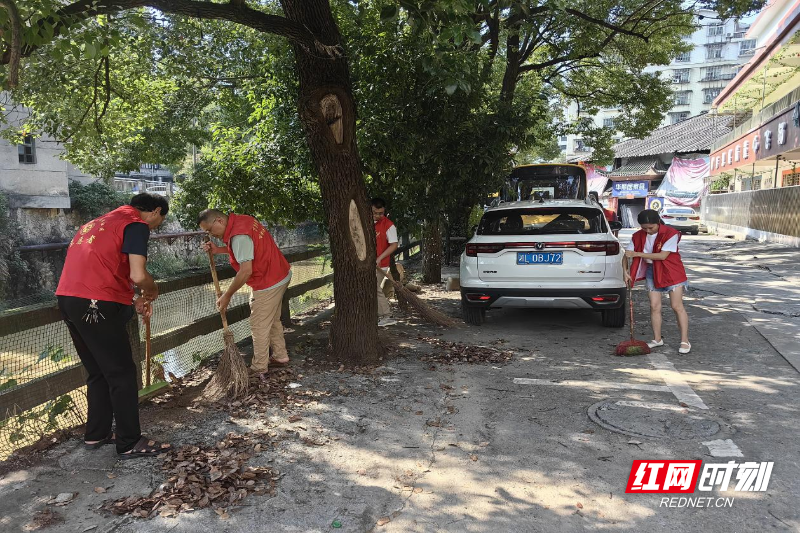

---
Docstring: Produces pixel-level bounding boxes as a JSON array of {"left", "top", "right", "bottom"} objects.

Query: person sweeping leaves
[
  {"left": 198, "top": 210, "right": 292, "bottom": 381},
  {"left": 56, "top": 193, "right": 172, "bottom": 459},
  {"left": 623, "top": 209, "right": 691, "bottom": 354}
]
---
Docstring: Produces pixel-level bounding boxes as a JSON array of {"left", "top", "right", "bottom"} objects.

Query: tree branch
[
  {"left": 2, "top": 0, "right": 341, "bottom": 66},
  {"left": 564, "top": 8, "right": 650, "bottom": 42},
  {"left": 0, "top": 0, "right": 22, "bottom": 87}
]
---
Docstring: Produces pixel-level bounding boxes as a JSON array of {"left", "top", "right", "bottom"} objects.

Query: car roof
[{"left": 486, "top": 199, "right": 601, "bottom": 212}]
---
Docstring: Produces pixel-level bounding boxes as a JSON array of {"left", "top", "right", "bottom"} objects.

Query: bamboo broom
[
  {"left": 376, "top": 267, "right": 457, "bottom": 328},
  {"left": 202, "top": 243, "right": 249, "bottom": 401}
]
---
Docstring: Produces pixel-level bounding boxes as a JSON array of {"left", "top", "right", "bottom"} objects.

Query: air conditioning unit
[{"left": 725, "top": 33, "right": 733, "bottom": 39}]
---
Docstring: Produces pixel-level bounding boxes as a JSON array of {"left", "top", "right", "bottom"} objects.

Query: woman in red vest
[
  {"left": 56, "top": 193, "right": 172, "bottom": 458},
  {"left": 623, "top": 209, "right": 691, "bottom": 354}
]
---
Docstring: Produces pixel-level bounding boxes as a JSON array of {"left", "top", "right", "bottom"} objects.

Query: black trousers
[{"left": 58, "top": 296, "right": 141, "bottom": 453}]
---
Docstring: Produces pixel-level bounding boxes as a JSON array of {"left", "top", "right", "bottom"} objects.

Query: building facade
[
  {"left": 703, "top": 0, "right": 800, "bottom": 245},
  {"left": 564, "top": 9, "right": 758, "bottom": 161}
]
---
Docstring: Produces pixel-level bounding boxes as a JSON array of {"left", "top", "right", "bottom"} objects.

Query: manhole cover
[{"left": 588, "top": 399, "right": 720, "bottom": 440}]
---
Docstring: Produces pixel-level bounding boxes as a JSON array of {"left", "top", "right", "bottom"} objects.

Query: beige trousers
[
  {"left": 377, "top": 268, "right": 391, "bottom": 317},
  {"left": 249, "top": 283, "right": 289, "bottom": 373}
]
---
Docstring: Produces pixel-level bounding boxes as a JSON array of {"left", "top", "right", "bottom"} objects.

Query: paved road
[{"left": 1, "top": 232, "right": 799, "bottom": 532}]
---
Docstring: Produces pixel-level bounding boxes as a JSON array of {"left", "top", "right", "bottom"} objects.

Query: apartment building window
[
  {"left": 703, "top": 66, "right": 722, "bottom": 81},
  {"left": 560, "top": 135, "right": 567, "bottom": 142},
  {"left": 559, "top": 144, "right": 567, "bottom": 152},
  {"left": 670, "top": 112, "right": 690, "bottom": 124},
  {"left": 603, "top": 117, "right": 616, "bottom": 128},
  {"left": 18, "top": 134, "right": 36, "bottom": 164},
  {"left": 672, "top": 69, "right": 690, "bottom": 83},
  {"left": 734, "top": 20, "right": 750, "bottom": 38},
  {"left": 707, "top": 22, "right": 724, "bottom": 36},
  {"left": 706, "top": 43, "right": 724, "bottom": 60},
  {"left": 739, "top": 39, "right": 756, "bottom": 56},
  {"left": 703, "top": 87, "right": 722, "bottom": 104},
  {"left": 785, "top": 171, "right": 800, "bottom": 187},
  {"left": 674, "top": 91, "right": 691, "bottom": 106},
  {"left": 574, "top": 139, "right": 589, "bottom": 152},
  {"left": 675, "top": 51, "right": 691, "bottom": 62}
]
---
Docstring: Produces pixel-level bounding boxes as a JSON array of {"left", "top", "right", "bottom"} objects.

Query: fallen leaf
[
  {"left": 577, "top": 502, "right": 584, "bottom": 509},
  {"left": 288, "top": 415, "right": 303, "bottom": 423},
  {"left": 413, "top": 487, "right": 423, "bottom": 494},
  {"left": 377, "top": 516, "right": 391, "bottom": 526},
  {"left": 357, "top": 469, "right": 367, "bottom": 476},
  {"left": 470, "top": 455, "right": 478, "bottom": 462},
  {"left": 94, "top": 487, "right": 106, "bottom": 494},
  {"left": 479, "top": 441, "right": 489, "bottom": 447},
  {"left": 627, "top": 440, "right": 643, "bottom": 445},
  {"left": 106, "top": 473, "right": 117, "bottom": 479}
]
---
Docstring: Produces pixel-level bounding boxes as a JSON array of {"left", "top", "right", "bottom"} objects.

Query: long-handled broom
[
  {"left": 202, "top": 243, "right": 249, "bottom": 401},
  {"left": 376, "top": 267, "right": 457, "bottom": 328},
  {"left": 615, "top": 282, "right": 651, "bottom": 356}
]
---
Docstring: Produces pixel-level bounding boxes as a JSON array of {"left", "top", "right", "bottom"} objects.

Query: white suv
[{"left": 460, "top": 199, "right": 626, "bottom": 327}]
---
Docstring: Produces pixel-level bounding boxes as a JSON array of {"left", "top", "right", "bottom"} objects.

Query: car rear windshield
[{"left": 478, "top": 207, "right": 606, "bottom": 235}]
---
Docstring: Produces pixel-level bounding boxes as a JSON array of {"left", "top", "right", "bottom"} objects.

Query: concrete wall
[{"left": 701, "top": 186, "right": 800, "bottom": 246}]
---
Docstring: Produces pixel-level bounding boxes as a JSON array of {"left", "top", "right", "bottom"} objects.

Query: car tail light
[
  {"left": 465, "top": 243, "right": 505, "bottom": 256},
  {"left": 690, "top": 216, "right": 700, "bottom": 220},
  {"left": 466, "top": 241, "right": 619, "bottom": 256},
  {"left": 466, "top": 294, "right": 491, "bottom": 301},
  {"left": 662, "top": 215, "right": 673, "bottom": 219},
  {"left": 591, "top": 295, "right": 620, "bottom": 302},
  {"left": 575, "top": 241, "right": 620, "bottom": 255}
]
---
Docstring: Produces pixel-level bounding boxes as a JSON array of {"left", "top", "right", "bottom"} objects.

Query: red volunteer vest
[
  {"left": 56, "top": 205, "right": 145, "bottom": 304},
  {"left": 223, "top": 213, "right": 290, "bottom": 291},
  {"left": 630, "top": 224, "right": 688, "bottom": 289},
  {"left": 375, "top": 216, "right": 395, "bottom": 269}
]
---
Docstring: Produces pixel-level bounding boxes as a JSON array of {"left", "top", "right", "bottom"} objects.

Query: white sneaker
[
  {"left": 679, "top": 342, "right": 692, "bottom": 354},
  {"left": 378, "top": 317, "right": 398, "bottom": 327},
  {"left": 647, "top": 339, "right": 664, "bottom": 348}
]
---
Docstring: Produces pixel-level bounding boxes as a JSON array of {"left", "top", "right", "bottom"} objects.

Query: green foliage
[
  {"left": 37, "top": 344, "right": 71, "bottom": 364},
  {"left": 0, "top": 192, "right": 29, "bottom": 303},
  {"left": 6, "top": 393, "right": 78, "bottom": 444},
  {"left": 68, "top": 180, "right": 128, "bottom": 221},
  {"left": 712, "top": 173, "right": 733, "bottom": 191}
]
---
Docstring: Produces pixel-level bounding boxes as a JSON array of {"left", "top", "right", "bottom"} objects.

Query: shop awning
[{"left": 606, "top": 158, "right": 667, "bottom": 181}]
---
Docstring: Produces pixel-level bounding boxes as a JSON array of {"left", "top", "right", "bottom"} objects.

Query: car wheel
[
  {"left": 462, "top": 302, "right": 486, "bottom": 326},
  {"left": 601, "top": 303, "right": 626, "bottom": 328},
  {"left": 691, "top": 230, "right": 699, "bottom": 235}
]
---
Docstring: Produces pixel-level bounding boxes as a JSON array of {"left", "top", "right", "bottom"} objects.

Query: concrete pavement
[{"left": 1, "top": 233, "right": 799, "bottom": 532}]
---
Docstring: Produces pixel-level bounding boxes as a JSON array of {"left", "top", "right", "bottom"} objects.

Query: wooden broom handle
[
  {"left": 628, "top": 283, "right": 635, "bottom": 341},
  {"left": 206, "top": 240, "right": 230, "bottom": 332},
  {"left": 144, "top": 308, "right": 152, "bottom": 387}
]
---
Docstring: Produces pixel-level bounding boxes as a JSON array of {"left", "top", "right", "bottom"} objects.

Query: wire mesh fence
[{"left": 0, "top": 234, "right": 333, "bottom": 460}]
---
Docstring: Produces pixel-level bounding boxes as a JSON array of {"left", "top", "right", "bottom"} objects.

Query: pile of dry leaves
[
  {"left": 102, "top": 433, "right": 277, "bottom": 520},
  {"left": 416, "top": 336, "right": 515, "bottom": 365},
  {"left": 215, "top": 368, "right": 332, "bottom": 418}
]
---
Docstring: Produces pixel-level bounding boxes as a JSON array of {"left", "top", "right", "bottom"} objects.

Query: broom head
[
  {"left": 202, "top": 330, "right": 249, "bottom": 402},
  {"left": 615, "top": 339, "right": 651, "bottom": 357}
]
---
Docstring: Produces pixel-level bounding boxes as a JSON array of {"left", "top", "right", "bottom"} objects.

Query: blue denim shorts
[{"left": 645, "top": 265, "right": 689, "bottom": 293}]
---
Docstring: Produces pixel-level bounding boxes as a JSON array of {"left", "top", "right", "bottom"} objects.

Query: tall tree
[{"left": 1, "top": 0, "right": 382, "bottom": 362}]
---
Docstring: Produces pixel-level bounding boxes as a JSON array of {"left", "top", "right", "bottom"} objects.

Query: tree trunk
[
  {"left": 281, "top": 0, "right": 378, "bottom": 363},
  {"left": 422, "top": 216, "right": 442, "bottom": 284}
]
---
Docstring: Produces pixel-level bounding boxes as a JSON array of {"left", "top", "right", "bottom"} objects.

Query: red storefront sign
[{"left": 710, "top": 103, "right": 800, "bottom": 175}]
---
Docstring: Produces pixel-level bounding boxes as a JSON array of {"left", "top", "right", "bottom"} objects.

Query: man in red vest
[
  {"left": 372, "top": 198, "right": 399, "bottom": 327},
  {"left": 199, "top": 210, "right": 292, "bottom": 379},
  {"left": 56, "top": 193, "right": 171, "bottom": 459}
]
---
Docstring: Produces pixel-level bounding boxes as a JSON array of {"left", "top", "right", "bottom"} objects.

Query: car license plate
[
  {"left": 677, "top": 217, "right": 687, "bottom": 221},
  {"left": 517, "top": 252, "right": 563, "bottom": 265}
]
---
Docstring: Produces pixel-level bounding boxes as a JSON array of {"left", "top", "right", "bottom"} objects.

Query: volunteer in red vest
[
  {"left": 56, "top": 193, "right": 172, "bottom": 459},
  {"left": 623, "top": 209, "right": 691, "bottom": 354},
  {"left": 198, "top": 209, "right": 292, "bottom": 379},
  {"left": 372, "top": 198, "right": 399, "bottom": 327}
]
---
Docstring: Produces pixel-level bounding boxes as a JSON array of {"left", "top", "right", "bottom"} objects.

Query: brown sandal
[{"left": 118, "top": 436, "right": 172, "bottom": 460}]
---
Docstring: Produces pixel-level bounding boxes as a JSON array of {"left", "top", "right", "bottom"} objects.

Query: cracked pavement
[{"left": 1, "top": 231, "right": 800, "bottom": 532}]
